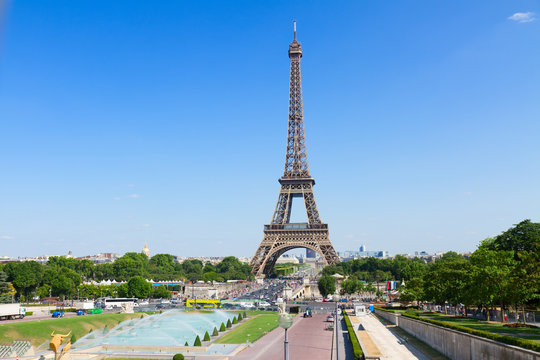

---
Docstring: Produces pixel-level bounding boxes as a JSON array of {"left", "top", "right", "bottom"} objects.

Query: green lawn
[
  {"left": 0, "top": 313, "right": 141, "bottom": 346},
  {"left": 418, "top": 313, "right": 540, "bottom": 342},
  {"left": 214, "top": 314, "right": 279, "bottom": 344}
]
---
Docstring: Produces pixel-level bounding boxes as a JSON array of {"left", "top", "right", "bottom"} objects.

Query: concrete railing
[{"left": 374, "top": 309, "right": 540, "bottom": 360}]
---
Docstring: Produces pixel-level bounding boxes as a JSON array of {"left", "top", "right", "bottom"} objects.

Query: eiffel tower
[{"left": 250, "top": 22, "right": 340, "bottom": 276}]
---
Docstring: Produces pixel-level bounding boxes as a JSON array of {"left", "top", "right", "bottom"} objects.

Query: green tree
[
  {"left": 317, "top": 275, "right": 336, "bottom": 297},
  {"left": 232, "top": 316, "right": 238, "bottom": 324},
  {"left": 203, "top": 331, "right": 210, "bottom": 341},
  {"left": 219, "top": 322, "right": 226, "bottom": 331},
  {"left": 127, "top": 276, "right": 152, "bottom": 298},
  {"left": 4, "top": 261, "right": 43, "bottom": 299},
  {"left": 149, "top": 254, "right": 175, "bottom": 274},
  {"left": 483, "top": 220, "right": 540, "bottom": 253},
  {"left": 173, "top": 354, "right": 185, "bottom": 360},
  {"left": 226, "top": 319, "right": 232, "bottom": 328},
  {"left": 0, "top": 271, "right": 12, "bottom": 303},
  {"left": 202, "top": 271, "right": 220, "bottom": 283},
  {"left": 193, "top": 335, "right": 202, "bottom": 346},
  {"left": 113, "top": 253, "right": 148, "bottom": 281},
  {"left": 423, "top": 253, "right": 470, "bottom": 313},
  {"left": 399, "top": 277, "right": 424, "bottom": 304},
  {"left": 117, "top": 283, "right": 129, "bottom": 297},
  {"left": 212, "top": 327, "right": 218, "bottom": 336},
  {"left": 52, "top": 275, "right": 75, "bottom": 298},
  {"left": 467, "top": 248, "right": 516, "bottom": 321},
  {"left": 203, "top": 263, "right": 216, "bottom": 273},
  {"left": 152, "top": 285, "right": 171, "bottom": 299}
]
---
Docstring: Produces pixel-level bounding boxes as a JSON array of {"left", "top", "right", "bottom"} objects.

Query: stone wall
[{"left": 374, "top": 309, "right": 540, "bottom": 360}]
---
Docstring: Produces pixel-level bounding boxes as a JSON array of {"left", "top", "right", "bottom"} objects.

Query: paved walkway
[
  {"left": 234, "top": 314, "right": 333, "bottom": 360},
  {"left": 350, "top": 314, "right": 430, "bottom": 360}
]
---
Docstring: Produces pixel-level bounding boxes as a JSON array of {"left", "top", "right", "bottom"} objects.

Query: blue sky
[{"left": 1, "top": 1, "right": 539, "bottom": 258}]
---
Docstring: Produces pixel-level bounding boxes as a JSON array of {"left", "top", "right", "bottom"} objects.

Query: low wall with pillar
[{"left": 374, "top": 309, "right": 540, "bottom": 360}]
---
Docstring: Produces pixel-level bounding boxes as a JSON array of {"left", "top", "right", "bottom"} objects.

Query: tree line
[
  {"left": 319, "top": 220, "right": 540, "bottom": 318},
  {"left": 0, "top": 254, "right": 253, "bottom": 301}
]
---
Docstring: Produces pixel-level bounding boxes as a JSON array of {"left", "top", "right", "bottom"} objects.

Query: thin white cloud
[
  {"left": 128, "top": 194, "right": 140, "bottom": 199},
  {"left": 0, "top": 235, "right": 13, "bottom": 240},
  {"left": 142, "top": 224, "right": 151, "bottom": 228},
  {"left": 127, "top": 184, "right": 135, "bottom": 187},
  {"left": 508, "top": 12, "right": 536, "bottom": 23},
  {"left": 113, "top": 197, "right": 121, "bottom": 201}
]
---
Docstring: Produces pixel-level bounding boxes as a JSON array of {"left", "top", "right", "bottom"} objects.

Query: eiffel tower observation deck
[{"left": 250, "top": 22, "right": 340, "bottom": 276}]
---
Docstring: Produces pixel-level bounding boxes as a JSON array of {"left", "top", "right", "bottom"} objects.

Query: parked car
[
  {"left": 76, "top": 310, "right": 85, "bottom": 316},
  {"left": 52, "top": 311, "right": 64, "bottom": 318},
  {"left": 326, "top": 315, "right": 334, "bottom": 322}
]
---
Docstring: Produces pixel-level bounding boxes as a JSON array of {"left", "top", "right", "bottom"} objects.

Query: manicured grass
[
  {"left": 0, "top": 313, "right": 141, "bottom": 346},
  {"left": 214, "top": 314, "right": 278, "bottom": 344},
  {"left": 380, "top": 308, "right": 540, "bottom": 341},
  {"left": 419, "top": 313, "right": 540, "bottom": 341}
]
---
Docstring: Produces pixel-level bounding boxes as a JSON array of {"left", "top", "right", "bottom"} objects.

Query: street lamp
[
  {"left": 277, "top": 298, "right": 293, "bottom": 360},
  {"left": 278, "top": 312, "right": 293, "bottom": 360}
]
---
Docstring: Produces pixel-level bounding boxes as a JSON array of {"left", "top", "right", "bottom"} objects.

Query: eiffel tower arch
[{"left": 250, "top": 22, "right": 340, "bottom": 276}]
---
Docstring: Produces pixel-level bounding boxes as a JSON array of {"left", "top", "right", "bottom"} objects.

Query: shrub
[
  {"left": 193, "top": 335, "right": 202, "bottom": 347},
  {"left": 226, "top": 319, "right": 232, "bottom": 328},
  {"left": 173, "top": 353, "right": 184, "bottom": 360},
  {"left": 25, "top": 311, "right": 33, "bottom": 316},
  {"left": 343, "top": 313, "right": 363, "bottom": 360},
  {"left": 220, "top": 322, "right": 226, "bottom": 332},
  {"left": 243, "top": 311, "right": 247, "bottom": 318},
  {"left": 401, "top": 312, "right": 540, "bottom": 353},
  {"left": 70, "top": 334, "right": 77, "bottom": 344},
  {"left": 212, "top": 327, "right": 219, "bottom": 336},
  {"left": 203, "top": 331, "right": 210, "bottom": 341},
  {"left": 232, "top": 316, "right": 238, "bottom": 324},
  {"left": 237, "top": 312, "right": 242, "bottom": 321},
  {"left": 184, "top": 341, "right": 189, "bottom": 346}
]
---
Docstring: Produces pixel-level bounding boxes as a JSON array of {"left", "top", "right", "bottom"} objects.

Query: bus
[
  {"left": 186, "top": 299, "right": 221, "bottom": 308},
  {"left": 97, "top": 297, "right": 138, "bottom": 310}
]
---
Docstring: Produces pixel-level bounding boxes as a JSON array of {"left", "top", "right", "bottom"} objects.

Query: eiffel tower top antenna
[{"left": 293, "top": 20, "right": 297, "bottom": 41}]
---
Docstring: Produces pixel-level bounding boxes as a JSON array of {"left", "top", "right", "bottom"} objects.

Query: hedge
[
  {"left": 343, "top": 313, "right": 364, "bottom": 360},
  {"left": 401, "top": 312, "right": 540, "bottom": 353}
]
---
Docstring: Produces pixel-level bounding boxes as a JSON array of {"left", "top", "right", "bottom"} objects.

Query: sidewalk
[
  {"left": 233, "top": 314, "right": 333, "bottom": 360},
  {"left": 349, "top": 314, "right": 430, "bottom": 360}
]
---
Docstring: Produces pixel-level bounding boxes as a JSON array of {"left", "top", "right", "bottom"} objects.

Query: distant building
[
  {"left": 338, "top": 249, "right": 389, "bottom": 260},
  {"left": 306, "top": 249, "right": 316, "bottom": 258},
  {"left": 142, "top": 243, "right": 150, "bottom": 258},
  {"left": 78, "top": 252, "right": 119, "bottom": 263},
  {"left": 359, "top": 244, "right": 366, "bottom": 252}
]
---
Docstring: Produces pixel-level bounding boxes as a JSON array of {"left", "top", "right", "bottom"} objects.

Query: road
[{"left": 0, "top": 312, "right": 78, "bottom": 323}]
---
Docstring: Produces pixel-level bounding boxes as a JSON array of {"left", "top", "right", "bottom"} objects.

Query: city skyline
[{"left": 1, "top": 1, "right": 539, "bottom": 257}]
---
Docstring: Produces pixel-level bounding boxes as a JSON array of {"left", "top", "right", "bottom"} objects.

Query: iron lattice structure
[{"left": 250, "top": 22, "right": 340, "bottom": 276}]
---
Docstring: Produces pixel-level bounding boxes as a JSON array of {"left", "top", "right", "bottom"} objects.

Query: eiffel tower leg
[{"left": 250, "top": 228, "right": 339, "bottom": 276}]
